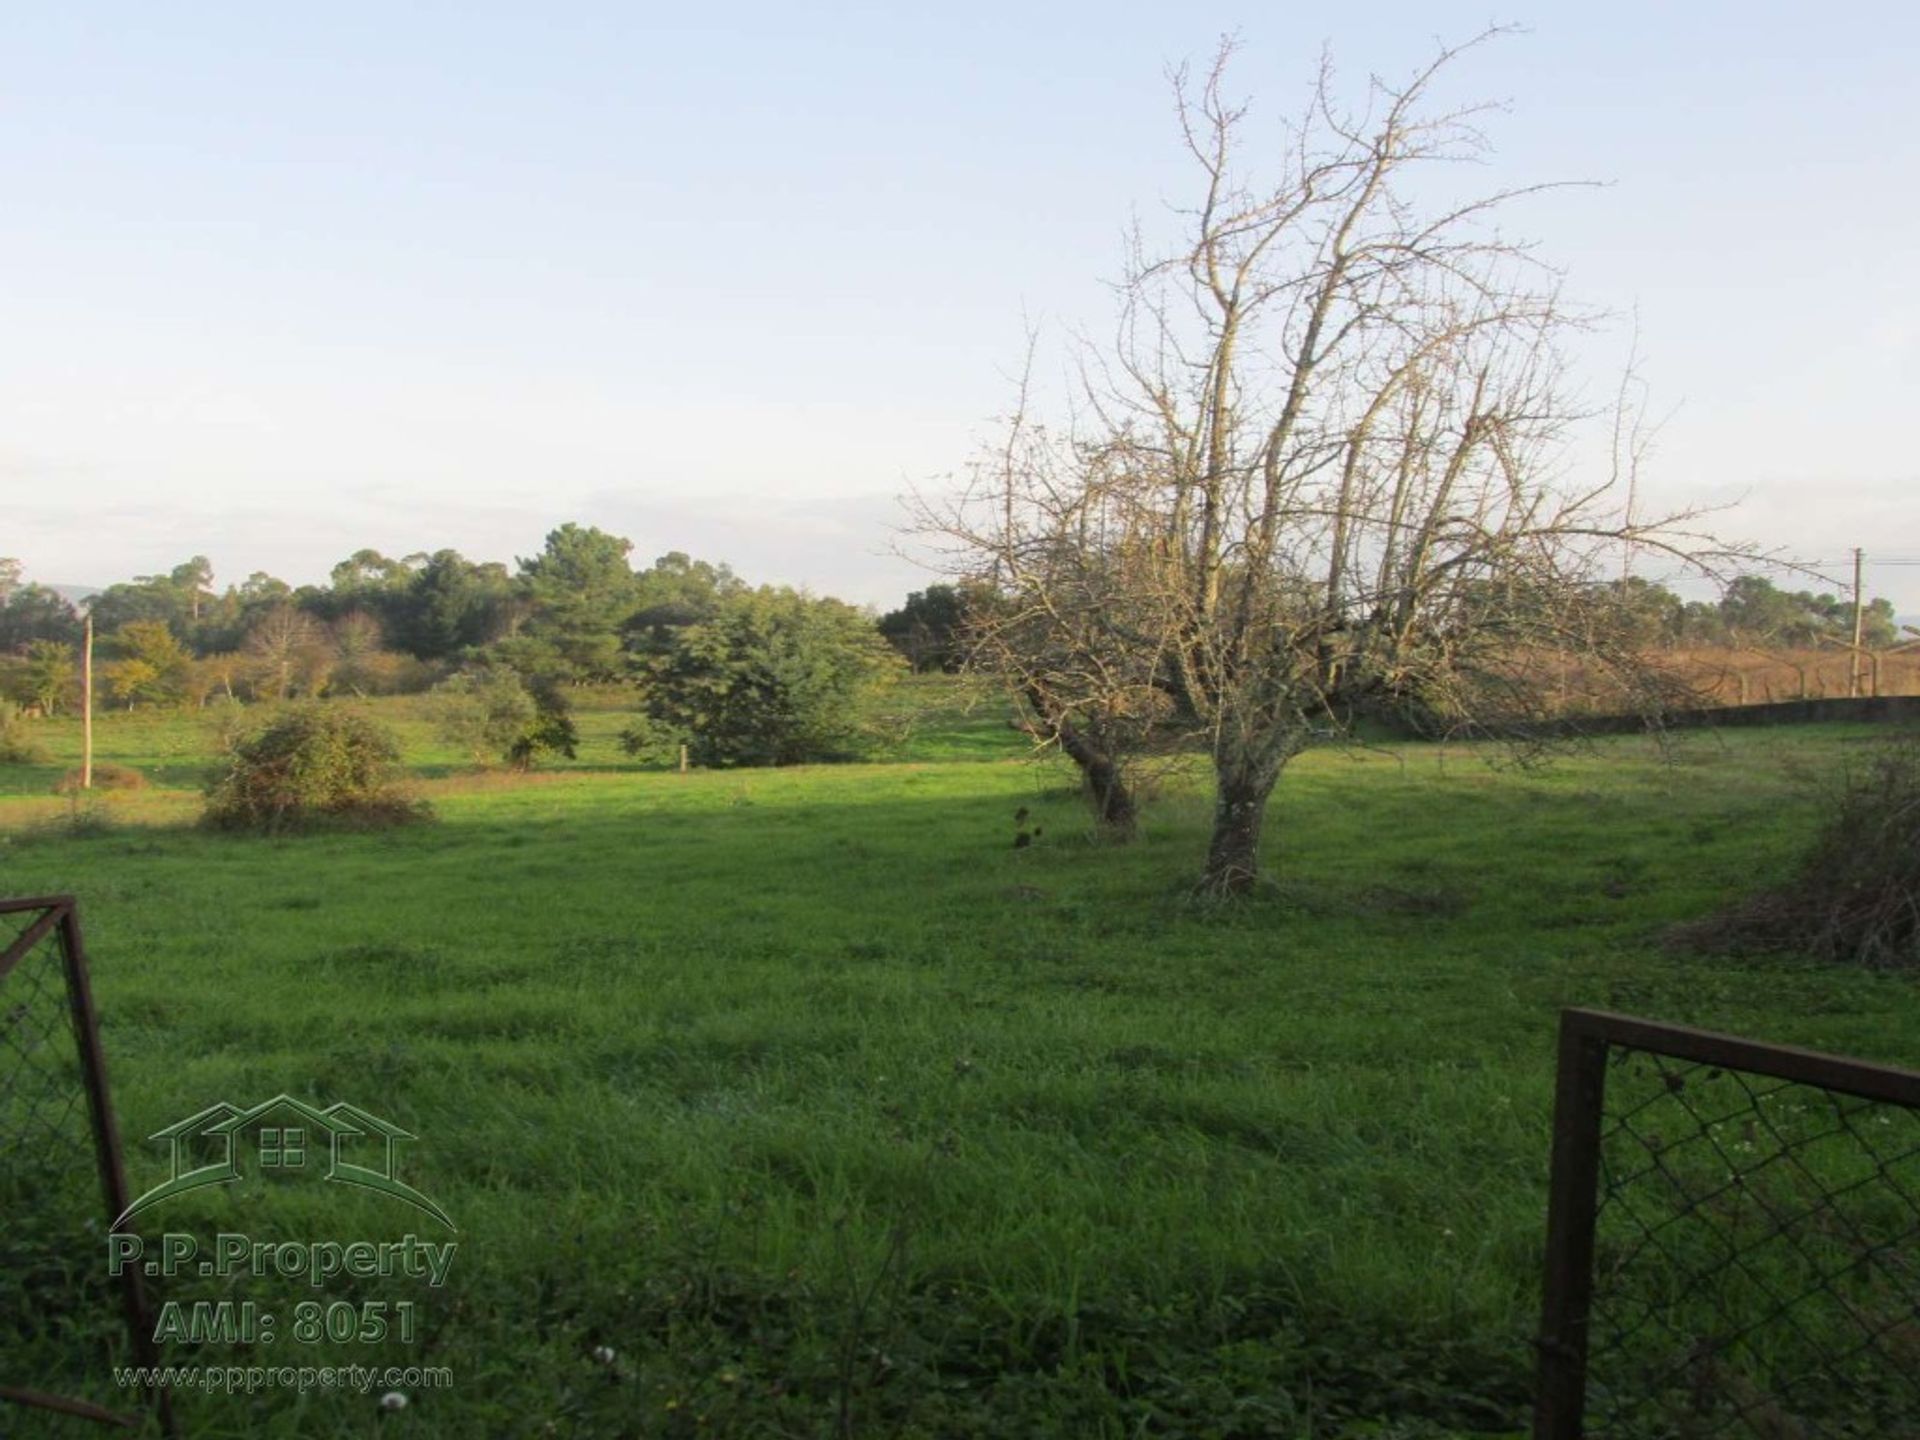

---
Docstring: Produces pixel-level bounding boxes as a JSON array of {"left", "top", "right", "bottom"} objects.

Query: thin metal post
[
  {"left": 1534, "top": 1012, "right": 1610, "bottom": 1440},
  {"left": 1850, "top": 547, "right": 1865, "bottom": 698},
  {"left": 58, "top": 903, "right": 177, "bottom": 1437}
]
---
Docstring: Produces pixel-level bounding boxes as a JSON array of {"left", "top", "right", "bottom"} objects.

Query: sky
[{"left": 2, "top": 2, "right": 1916, "bottom": 614}]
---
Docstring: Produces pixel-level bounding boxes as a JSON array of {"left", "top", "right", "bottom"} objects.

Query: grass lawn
[{"left": 2, "top": 688, "right": 1916, "bottom": 1437}]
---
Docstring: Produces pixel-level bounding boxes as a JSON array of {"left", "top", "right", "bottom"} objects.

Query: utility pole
[
  {"left": 1849, "top": 547, "right": 1865, "bottom": 698},
  {"left": 82, "top": 614, "right": 94, "bottom": 788}
]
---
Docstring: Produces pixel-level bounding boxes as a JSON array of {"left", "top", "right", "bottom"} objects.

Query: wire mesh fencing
[
  {"left": 1536, "top": 1008, "right": 1920, "bottom": 1439},
  {"left": 1, "top": 895, "right": 169, "bottom": 1434}
]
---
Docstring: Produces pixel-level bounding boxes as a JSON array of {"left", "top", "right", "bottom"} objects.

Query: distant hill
[{"left": 45, "top": 584, "right": 99, "bottom": 608}]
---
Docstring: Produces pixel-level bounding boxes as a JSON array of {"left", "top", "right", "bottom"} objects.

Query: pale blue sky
[{"left": 3, "top": 3, "right": 1916, "bottom": 610}]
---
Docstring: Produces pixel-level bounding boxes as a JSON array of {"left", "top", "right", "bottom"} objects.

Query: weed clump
[
  {"left": 40, "top": 792, "right": 118, "bottom": 839},
  {"left": 203, "top": 703, "right": 429, "bottom": 834},
  {"left": 1676, "top": 734, "right": 1920, "bottom": 968}
]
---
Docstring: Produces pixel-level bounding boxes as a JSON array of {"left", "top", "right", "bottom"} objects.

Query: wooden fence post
[{"left": 81, "top": 616, "right": 93, "bottom": 790}]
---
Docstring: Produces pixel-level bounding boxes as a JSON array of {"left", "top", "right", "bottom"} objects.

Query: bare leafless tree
[
  {"left": 329, "top": 609, "right": 387, "bottom": 696},
  {"left": 923, "top": 31, "right": 1739, "bottom": 894},
  {"left": 946, "top": 378, "right": 1182, "bottom": 839},
  {"left": 244, "top": 605, "right": 335, "bottom": 700}
]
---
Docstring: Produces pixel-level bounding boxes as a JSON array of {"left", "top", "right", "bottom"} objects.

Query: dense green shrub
[
  {"left": 616, "top": 713, "right": 691, "bottom": 769},
  {"left": 637, "top": 586, "right": 902, "bottom": 766},
  {"left": 507, "top": 677, "right": 579, "bottom": 771},
  {"left": 432, "top": 668, "right": 536, "bottom": 764},
  {"left": 877, "top": 583, "right": 973, "bottom": 673},
  {"left": 431, "top": 667, "right": 578, "bottom": 770},
  {"left": 203, "top": 703, "right": 427, "bottom": 833}
]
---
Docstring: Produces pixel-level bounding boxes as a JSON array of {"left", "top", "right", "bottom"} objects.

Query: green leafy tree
[
  {"left": 512, "top": 523, "right": 640, "bottom": 681},
  {"left": 616, "top": 713, "right": 689, "bottom": 768},
  {"left": 878, "top": 584, "right": 972, "bottom": 673},
  {"left": 1600, "top": 577, "right": 1687, "bottom": 649},
  {"left": 509, "top": 677, "right": 579, "bottom": 771},
  {"left": 625, "top": 551, "right": 744, "bottom": 654},
  {"left": 237, "top": 570, "right": 293, "bottom": 606},
  {"left": 171, "top": 555, "right": 215, "bottom": 622},
  {"left": 0, "top": 582, "right": 82, "bottom": 649},
  {"left": 104, "top": 620, "right": 193, "bottom": 706},
  {"left": 181, "top": 570, "right": 294, "bottom": 654},
  {"left": 1719, "top": 576, "right": 1817, "bottom": 644},
  {"left": 395, "top": 551, "right": 518, "bottom": 660},
  {"left": 432, "top": 667, "right": 576, "bottom": 768},
  {"left": 432, "top": 668, "right": 537, "bottom": 765},
  {"left": 1676, "top": 599, "right": 1728, "bottom": 645},
  {"left": 638, "top": 587, "right": 902, "bottom": 766},
  {"left": 1862, "top": 597, "right": 1900, "bottom": 649},
  {"left": 330, "top": 548, "right": 415, "bottom": 599},
  {"left": 86, "top": 581, "right": 175, "bottom": 635},
  {"left": 1715, "top": 575, "right": 1899, "bottom": 649},
  {"left": 88, "top": 559, "right": 213, "bottom": 639},
  {"left": 307, "top": 549, "right": 420, "bottom": 636},
  {"left": 21, "top": 640, "right": 77, "bottom": 715},
  {"left": 101, "top": 657, "right": 159, "bottom": 707}
]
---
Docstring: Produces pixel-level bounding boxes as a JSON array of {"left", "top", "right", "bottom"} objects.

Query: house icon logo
[{"left": 114, "top": 1095, "right": 455, "bottom": 1231}]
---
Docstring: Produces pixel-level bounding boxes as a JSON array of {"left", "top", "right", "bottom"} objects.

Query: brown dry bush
[
  {"left": 1675, "top": 734, "right": 1920, "bottom": 968},
  {"left": 54, "top": 762, "right": 148, "bottom": 793}
]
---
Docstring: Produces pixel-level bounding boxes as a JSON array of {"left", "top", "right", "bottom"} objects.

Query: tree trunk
[
  {"left": 1058, "top": 718, "right": 1137, "bottom": 838},
  {"left": 1024, "top": 685, "right": 1138, "bottom": 839},
  {"left": 1200, "top": 750, "right": 1287, "bottom": 896}
]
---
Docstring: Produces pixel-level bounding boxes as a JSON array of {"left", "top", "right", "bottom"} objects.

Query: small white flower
[
  {"left": 380, "top": 1391, "right": 409, "bottom": 1411},
  {"left": 592, "top": 1346, "right": 617, "bottom": 1366}
]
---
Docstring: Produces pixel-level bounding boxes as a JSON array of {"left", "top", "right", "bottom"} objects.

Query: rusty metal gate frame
[
  {"left": 1533, "top": 1006, "right": 1920, "bottom": 1439},
  {"left": 1, "top": 894, "right": 175, "bottom": 1435}
]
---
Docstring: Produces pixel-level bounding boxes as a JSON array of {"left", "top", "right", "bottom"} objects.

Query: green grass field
[{"left": 2, "top": 686, "right": 1916, "bottom": 1437}]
